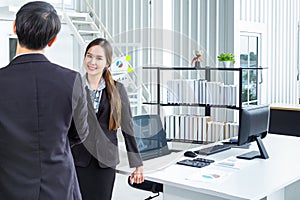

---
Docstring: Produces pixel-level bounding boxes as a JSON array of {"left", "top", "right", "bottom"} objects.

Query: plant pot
[{"left": 222, "top": 61, "right": 231, "bottom": 68}]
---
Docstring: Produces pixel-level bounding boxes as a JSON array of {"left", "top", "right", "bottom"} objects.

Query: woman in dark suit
[{"left": 71, "top": 38, "right": 144, "bottom": 200}]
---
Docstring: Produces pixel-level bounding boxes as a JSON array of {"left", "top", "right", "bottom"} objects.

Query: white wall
[
  {"left": 0, "top": 20, "right": 14, "bottom": 67},
  {"left": 46, "top": 24, "right": 75, "bottom": 70}
]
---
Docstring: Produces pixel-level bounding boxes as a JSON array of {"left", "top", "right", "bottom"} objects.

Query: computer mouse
[{"left": 184, "top": 151, "right": 197, "bottom": 158}]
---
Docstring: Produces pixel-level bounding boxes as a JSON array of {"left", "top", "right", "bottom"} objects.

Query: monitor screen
[
  {"left": 237, "top": 104, "right": 270, "bottom": 159},
  {"left": 133, "top": 115, "right": 170, "bottom": 160}
]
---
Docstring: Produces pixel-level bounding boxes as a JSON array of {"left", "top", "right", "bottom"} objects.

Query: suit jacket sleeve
[
  {"left": 117, "top": 82, "right": 143, "bottom": 168},
  {"left": 69, "top": 73, "right": 89, "bottom": 147},
  {"left": 68, "top": 119, "right": 80, "bottom": 148}
]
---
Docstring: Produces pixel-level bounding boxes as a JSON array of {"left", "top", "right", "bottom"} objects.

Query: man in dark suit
[{"left": 0, "top": 1, "right": 89, "bottom": 199}]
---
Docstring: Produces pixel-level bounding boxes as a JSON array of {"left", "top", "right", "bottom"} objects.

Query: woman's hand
[{"left": 130, "top": 166, "right": 144, "bottom": 184}]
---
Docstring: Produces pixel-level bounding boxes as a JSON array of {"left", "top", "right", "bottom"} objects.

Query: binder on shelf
[
  {"left": 165, "top": 116, "right": 170, "bottom": 138},
  {"left": 194, "top": 80, "right": 199, "bottom": 104},
  {"left": 167, "top": 80, "right": 173, "bottom": 104},
  {"left": 224, "top": 85, "right": 230, "bottom": 106},
  {"left": 197, "top": 116, "right": 203, "bottom": 141},
  {"left": 206, "top": 121, "right": 212, "bottom": 142},
  {"left": 232, "top": 85, "right": 237, "bottom": 106},
  {"left": 219, "top": 123, "right": 225, "bottom": 141},
  {"left": 201, "top": 80, "right": 207, "bottom": 104},
  {"left": 185, "top": 115, "right": 192, "bottom": 140},
  {"left": 178, "top": 80, "right": 182, "bottom": 104},
  {"left": 219, "top": 83, "right": 225, "bottom": 105},
  {"left": 206, "top": 82, "right": 213, "bottom": 105},
  {"left": 202, "top": 116, "right": 211, "bottom": 142},
  {"left": 225, "top": 123, "right": 230, "bottom": 139},
  {"left": 186, "top": 80, "right": 195, "bottom": 104},
  {"left": 179, "top": 115, "right": 186, "bottom": 140},
  {"left": 233, "top": 123, "right": 239, "bottom": 137},
  {"left": 215, "top": 122, "right": 220, "bottom": 141},
  {"left": 169, "top": 115, "right": 175, "bottom": 139},
  {"left": 191, "top": 116, "right": 198, "bottom": 141},
  {"left": 173, "top": 115, "right": 179, "bottom": 139}
]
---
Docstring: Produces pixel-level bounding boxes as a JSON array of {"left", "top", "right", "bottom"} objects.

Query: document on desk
[
  {"left": 186, "top": 156, "right": 258, "bottom": 183},
  {"left": 185, "top": 167, "right": 233, "bottom": 183},
  {"left": 214, "top": 156, "right": 257, "bottom": 170}
]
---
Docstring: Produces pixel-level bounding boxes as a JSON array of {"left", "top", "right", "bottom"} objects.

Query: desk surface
[
  {"left": 117, "top": 134, "right": 300, "bottom": 200},
  {"left": 270, "top": 103, "right": 300, "bottom": 111}
]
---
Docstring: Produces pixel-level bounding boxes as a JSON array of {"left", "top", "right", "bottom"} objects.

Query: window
[
  {"left": 240, "top": 34, "right": 261, "bottom": 105},
  {"left": 9, "top": 38, "right": 17, "bottom": 62}
]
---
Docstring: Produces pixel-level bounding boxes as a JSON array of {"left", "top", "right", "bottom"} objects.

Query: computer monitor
[
  {"left": 236, "top": 104, "right": 270, "bottom": 160},
  {"left": 133, "top": 115, "right": 170, "bottom": 161}
]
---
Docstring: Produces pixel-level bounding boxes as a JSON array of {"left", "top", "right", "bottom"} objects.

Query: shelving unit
[{"left": 143, "top": 64, "right": 266, "bottom": 142}]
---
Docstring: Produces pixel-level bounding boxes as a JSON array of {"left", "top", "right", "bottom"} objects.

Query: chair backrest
[
  {"left": 269, "top": 106, "right": 300, "bottom": 137},
  {"left": 133, "top": 115, "right": 169, "bottom": 160}
]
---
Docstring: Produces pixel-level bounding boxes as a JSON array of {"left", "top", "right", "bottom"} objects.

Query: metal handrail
[{"left": 82, "top": 0, "right": 122, "bottom": 56}]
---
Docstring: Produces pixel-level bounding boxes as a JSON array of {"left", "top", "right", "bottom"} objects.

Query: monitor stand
[{"left": 236, "top": 136, "right": 269, "bottom": 160}]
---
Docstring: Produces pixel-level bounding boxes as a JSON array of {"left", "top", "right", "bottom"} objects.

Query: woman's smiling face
[{"left": 84, "top": 45, "right": 108, "bottom": 76}]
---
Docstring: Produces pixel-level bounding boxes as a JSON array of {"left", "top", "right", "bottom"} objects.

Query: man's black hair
[{"left": 15, "top": 1, "right": 61, "bottom": 50}]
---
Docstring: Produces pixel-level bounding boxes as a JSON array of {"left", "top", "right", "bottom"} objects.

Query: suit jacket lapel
[{"left": 96, "top": 88, "right": 107, "bottom": 118}]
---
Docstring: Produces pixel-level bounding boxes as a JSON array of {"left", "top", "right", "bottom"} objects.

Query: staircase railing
[{"left": 81, "top": 0, "right": 122, "bottom": 56}]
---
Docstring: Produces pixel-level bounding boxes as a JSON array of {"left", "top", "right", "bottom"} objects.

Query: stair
[{"left": 63, "top": 12, "right": 103, "bottom": 47}]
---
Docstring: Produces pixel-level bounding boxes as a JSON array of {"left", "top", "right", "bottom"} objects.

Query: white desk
[{"left": 117, "top": 135, "right": 300, "bottom": 200}]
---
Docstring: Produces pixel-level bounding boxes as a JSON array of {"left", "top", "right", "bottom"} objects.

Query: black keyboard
[
  {"left": 176, "top": 158, "right": 215, "bottom": 168},
  {"left": 194, "top": 144, "right": 231, "bottom": 155}
]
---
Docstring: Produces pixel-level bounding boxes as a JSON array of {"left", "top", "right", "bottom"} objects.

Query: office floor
[{"left": 112, "top": 173, "right": 163, "bottom": 200}]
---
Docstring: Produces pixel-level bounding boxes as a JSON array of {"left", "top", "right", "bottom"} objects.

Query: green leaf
[{"left": 217, "top": 52, "right": 235, "bottom": 63}]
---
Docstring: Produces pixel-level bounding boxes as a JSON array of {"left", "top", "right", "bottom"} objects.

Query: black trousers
[{"left": 76, "top": 156, "right": 116, "bottom": 200}]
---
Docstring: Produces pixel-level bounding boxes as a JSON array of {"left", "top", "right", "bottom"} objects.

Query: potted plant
[{"left": 218, "top": 52, "right": 235, "bottom": 67}]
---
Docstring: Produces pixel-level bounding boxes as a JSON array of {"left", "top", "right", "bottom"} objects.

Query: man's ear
[
  {"left": 13, "top": 21, "right": 17, "bottom": 34},
  {"left": 47, "top": 36, "right": 57, "bottom": 47}
]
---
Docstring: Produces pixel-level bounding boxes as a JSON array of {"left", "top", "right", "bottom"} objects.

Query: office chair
[
  {"left": 128, "top": 114, "right": 165, "bottom": 200},
  {"left": 128, "top": 177, "right": 163, "bottom": 200},
  {"left": 269, "top": 106, "right": 300, "bottom": 137}
]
